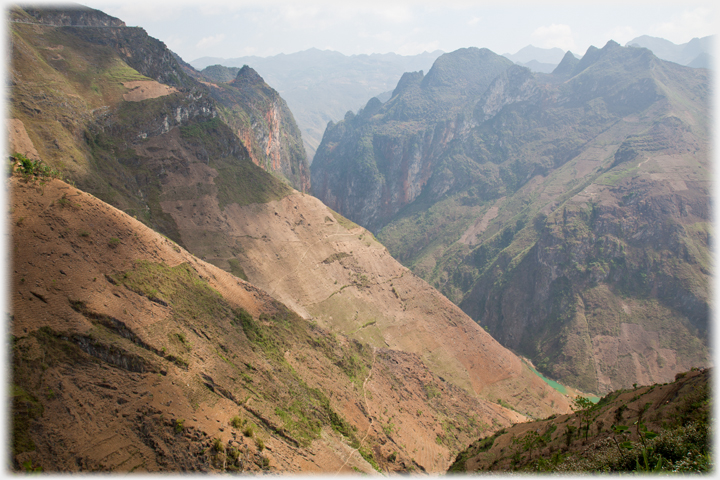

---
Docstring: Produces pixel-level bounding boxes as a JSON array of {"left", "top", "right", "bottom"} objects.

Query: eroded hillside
[
  {"left": 161, "top": 185, "right": 572, "bottom": 419},
  {"left": 10, "top": 174, "right": 529, "bottom": 473}
]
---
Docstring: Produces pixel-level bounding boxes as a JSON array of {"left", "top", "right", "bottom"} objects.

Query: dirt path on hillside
[{"left": 459, "top": 196, "right": 505, "bottom": 245}]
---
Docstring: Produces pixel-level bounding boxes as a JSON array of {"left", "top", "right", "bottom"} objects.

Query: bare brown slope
[
  {"left": 10, "top": 176, "right": 523, "bottom": 473},
  {"left": 158, "top": 164, "right": 572, "bottom": 418}
]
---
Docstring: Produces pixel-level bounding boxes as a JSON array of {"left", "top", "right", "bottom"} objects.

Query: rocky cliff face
[
  {"left": 310, "top": 41, "right": 711, "bottom": 393},
  {"left": 204, "top": 66, "right": 311, "bottom": 192},
  {"left": 193, "top": 49, "right": 443, "bottom": 161},
  {"left": 177, "top": 62, "right": 311, "bottom": 192},
  {"left": 312, "top": 48, "right": 514, "bottom": 231},
  {"left": 311, "top": 104, "right": 460, "bottom": 231}
]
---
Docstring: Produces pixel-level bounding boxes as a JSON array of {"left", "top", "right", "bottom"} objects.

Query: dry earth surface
[
  {"left": 157, "top": 162, "right": 572, "bottom": 419},
  {"left": 10, "top": 175, "right": 530, "bottom": 473},
  {"left": 7, "top": 118, "right": 41, "bottom": 160}
]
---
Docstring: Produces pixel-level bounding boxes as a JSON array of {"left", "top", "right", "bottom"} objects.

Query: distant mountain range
[
  {"left": 625, "top": 35, "right": 714, "bottom": 69},
  {"left": 502, "top": 45, "right": 578, "bottom": 73},
  {"left": 190, "top": 36, "right": 711, "bottom": 164},
  {"left": 191, "top": 49, "right": 442, "bottom": 161},
  {"left": 502, "top": 36, "right": 714, "bottom": 73}
]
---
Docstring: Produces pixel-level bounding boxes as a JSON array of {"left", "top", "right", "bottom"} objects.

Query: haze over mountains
[
  {"left": 191, "top": 50, "right": 442, "bottom": 160},
  {"left": 311, "top": 41, "right": 711, "bottom": 395},
  {"left": 625, "top": 35, "right": 714, "bottom": 69},
  {"left": 502, "top": 45, "right": 574, "bottom": 74},
  {"left": 191, "top": 35, "right": 712, "bottom": 161},
  {"left": 7, "top": 3, "right": 712, "bottom": 474}
]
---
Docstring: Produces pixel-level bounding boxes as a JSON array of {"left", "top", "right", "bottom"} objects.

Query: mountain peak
[
  {"left": 421, "top": 47, "right": 513, "bottom": 93},
  {"left": 391, "top": 70, "right": 424, "bottom": 97},
  {"left": 233, "top": 65, "right": 266, "bottom": 87},
  {"left": 552, "top": 50, "right": 580, "bottom": 77},
  {"left": 570, "top": 45, "right": 603, "bottom": 76}
]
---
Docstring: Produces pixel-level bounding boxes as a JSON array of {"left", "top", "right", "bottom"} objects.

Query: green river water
[{"left": 524, "top": 361, "right": 600, "bottom": 403}]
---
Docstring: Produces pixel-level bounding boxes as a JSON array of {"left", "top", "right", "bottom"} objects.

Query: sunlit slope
[
  {"left": 10, "top": 173, "right": 532, "bottom": 473},
  {"left": 162, "top": 185, "right": 572, "bottom": 418}
]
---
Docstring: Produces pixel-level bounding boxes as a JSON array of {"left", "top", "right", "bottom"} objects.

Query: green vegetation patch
[
  {"left": 114, "top": 260, "right": 229, "bottom": 323},
  {"left": 329, "top": 209, "right": 361, "bottom": 230},
  {"left": 177, "top": 119, "right": 292, "bottom": 210},
  {"left": 227, "top": 259, "right": 248, "bottom": 281},
  {"left": 211, "top": 154, "right": 292, "bottom": 209},
  {"left": 11, "top": 385, "right": 44, "bottom": 455},
  {"left": 452, "top": 370, "right": 711, "bottom": 473},
  {"left": 11, "top": 153, "right": 64, "bottom": 181},
  {"left": 322, "top": 252, "right": 351, "bottom": 264},
  {"left": 232, "top": 307, "right": 366, "bottom": 446},
  {"left": 449, "top": 430, "right": 502, "bottom": 473}
]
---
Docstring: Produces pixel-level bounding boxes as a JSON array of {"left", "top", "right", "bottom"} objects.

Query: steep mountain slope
[
  {"left": 312, "top": 47, "right": 515, "bottom": 232},
  {"left": 191, "top": 49, "right": 443, "bottom": 160},
  {"left": 9, "top": 5, "right": 306, "bottom": 227},
  {"left": 10, "top": 174, "right": 527, "bottom": 473},
  {"left": 310, "top": 42, "right": 711, "bottom": 394},
  {"left": 450, "top": 368, "right": 711, "bottom": 473},
  {"left": 201, "top": 66, "right": 310, "bottom": 192},
  {"left": 8, "top": 5, "right": 572, "bottom": 466},
  {"left": 161, "top": 185, "right": 573, "bottom": 419}
]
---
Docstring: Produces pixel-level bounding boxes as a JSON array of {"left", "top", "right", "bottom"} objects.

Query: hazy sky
[{"left": 72, "top": 0, "right": 717, "bottom": 63}]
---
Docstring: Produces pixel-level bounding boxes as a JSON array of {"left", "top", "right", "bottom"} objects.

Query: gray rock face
[
  {"left": 312, "top": 41, "right": 711, "bottom": 394},
  {"left": 475, "top": 66, "right": 540, "bottom": 122},
  {"left": 312, "top": 48, "right": 514, "bottom": 231}
]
